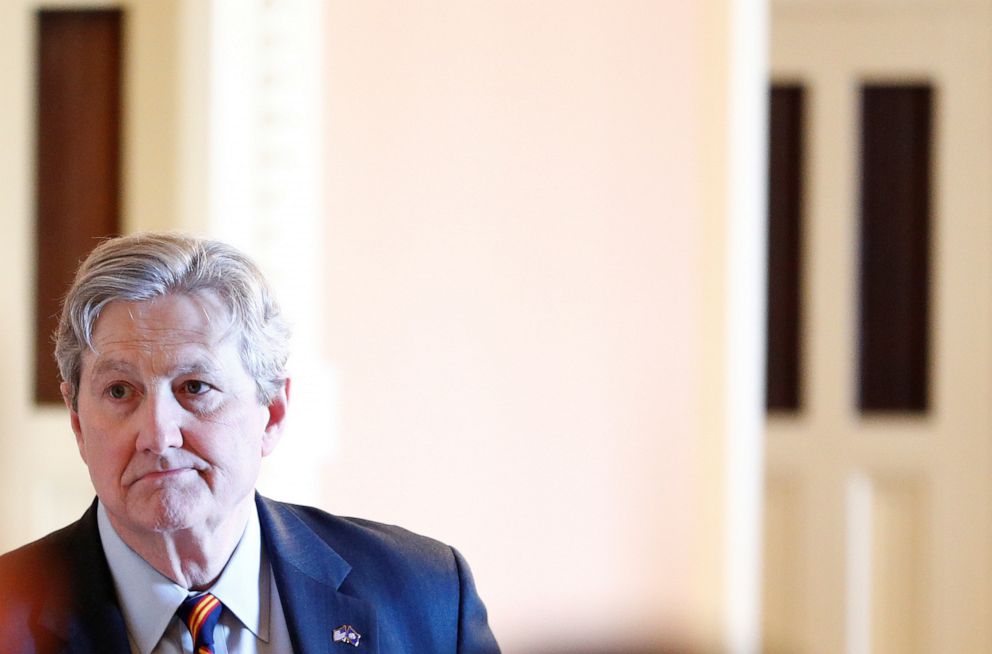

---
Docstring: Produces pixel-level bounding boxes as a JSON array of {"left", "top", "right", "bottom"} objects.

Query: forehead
[{"left": 84, "top": 292, "right": 237, "bottom": 372}]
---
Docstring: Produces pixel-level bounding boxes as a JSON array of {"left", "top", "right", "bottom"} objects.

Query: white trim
[{"left": 725, "top": 0, "right": 769, "bottom": 651}]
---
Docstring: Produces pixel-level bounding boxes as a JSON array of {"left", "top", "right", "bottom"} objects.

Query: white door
[{"left": 765, "top": 2, "right": 992, "bottom": 652}]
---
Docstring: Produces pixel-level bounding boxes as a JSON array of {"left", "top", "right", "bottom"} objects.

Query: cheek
[
  {"left": 78, "top": 421, "right": 131, "bottom": 478},
  {"left": 211, "top": 422, "right": 266, "bottom": 471},
  {"left": 87, "top": 441, "right": 126, "bottom": 477}
]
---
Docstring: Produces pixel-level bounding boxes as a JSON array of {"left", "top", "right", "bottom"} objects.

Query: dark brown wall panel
[
  {"left": 767, "top": 85, "right": 804, "bottom": 412},
  {"left": 35, "top": 10, "right": 123, "bottom": 403},
  {"left": 858, "top": 84, "right": 932, "bottom": 413}
]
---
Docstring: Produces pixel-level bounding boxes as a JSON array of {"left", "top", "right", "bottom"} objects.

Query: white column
[
  {"left": 696, "top": 0, "right": 769, "bottom": 652},
  {"left": 203, "top": 0, "right": 334, "bottom": 503}
]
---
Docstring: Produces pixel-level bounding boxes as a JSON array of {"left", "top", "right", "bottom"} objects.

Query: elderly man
[{"left": 0, "top": 233, "right": 499, "bottom": 653}]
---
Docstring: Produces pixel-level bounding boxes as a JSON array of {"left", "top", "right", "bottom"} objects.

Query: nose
[{"left": 134, "top": 389, "right": 184, "bottom": 454}]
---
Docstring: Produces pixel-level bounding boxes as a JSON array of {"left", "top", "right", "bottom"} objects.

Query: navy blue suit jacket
[{"left": 0, "top": 495, "right": 500, "bottom": 653}]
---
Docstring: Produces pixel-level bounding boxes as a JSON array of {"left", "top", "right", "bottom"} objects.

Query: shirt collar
[{"left": 97, "top": 500, "right": 270, "bottom": 654}]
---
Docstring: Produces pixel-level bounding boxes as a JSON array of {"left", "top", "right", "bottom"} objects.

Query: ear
[
  {"left": 260, "top": 378, "right": 290, "bottom": 457},
  {"left": 61, "top": 381, "right": 87, "bottom": 464}
]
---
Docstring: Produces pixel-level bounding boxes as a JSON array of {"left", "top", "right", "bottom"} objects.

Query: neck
[{"left": 108, "top": 498, "right": 253, "bottom": 590}]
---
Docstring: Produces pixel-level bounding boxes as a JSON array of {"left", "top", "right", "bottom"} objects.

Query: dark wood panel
[
  {"left": 858, "top": 84, "right": 932, "bottom": 413},
  {"left": 35, "top": 9, "right": 123, "bottom": 403},
  {"left": 766, "top": 84, "right": 804, "bottom": 412}
]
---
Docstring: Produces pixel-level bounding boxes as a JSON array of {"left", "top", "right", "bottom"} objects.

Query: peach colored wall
[{"left": 322, "top": 2, "right": 701, "bottom": 650}]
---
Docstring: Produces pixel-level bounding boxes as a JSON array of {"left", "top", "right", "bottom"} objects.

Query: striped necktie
[{"left": 177, "top": 593, "right": 224, "bottom": 654}]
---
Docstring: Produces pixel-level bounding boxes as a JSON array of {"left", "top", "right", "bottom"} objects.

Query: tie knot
[{"left": 177, "top": 593, "right": 223, "bottom": 653}]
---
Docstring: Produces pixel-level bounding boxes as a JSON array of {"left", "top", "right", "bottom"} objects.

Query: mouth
[{"left": 134, "top": 467, "right": 197, "bottom": 484}]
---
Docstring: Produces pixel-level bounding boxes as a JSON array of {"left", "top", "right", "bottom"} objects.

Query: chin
[
  {"left": 133, "top": 489, "right": 207, "bottom": 533},
  {"left": 148, "top": 510, "right": 200, "bottom": 533}
]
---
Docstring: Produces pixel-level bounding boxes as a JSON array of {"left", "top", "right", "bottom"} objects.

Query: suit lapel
[
  {"left": 270, "top": 561, "right": 379, "bottom": 654},
  {"left": 257, "top": 496, "right": 379, "bottom": 654},
  {"left": 38, "top": 501, "right": 131, "bottom": 654},
  {"left": 39, "top": 603, "right": 131, "bottom": 654}
]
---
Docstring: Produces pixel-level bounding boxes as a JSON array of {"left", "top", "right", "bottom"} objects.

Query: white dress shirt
[{"left": 97, "top": 501, "right": 294, "bottom": 654}]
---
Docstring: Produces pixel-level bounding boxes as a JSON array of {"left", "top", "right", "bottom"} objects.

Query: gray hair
[{"left": 55, "top": 232, "right": 290, "bottom": 408}]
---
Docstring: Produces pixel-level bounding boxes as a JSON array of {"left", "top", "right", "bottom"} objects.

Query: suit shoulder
[
  {"left": 275, "top": 501, "right": 458, "bottom": 572},
  {"left": 0, "top": 521, "right": 82, "bottom": 593},
  {"left": 0, "top": 518, "right": 91, "bottom": 647}
]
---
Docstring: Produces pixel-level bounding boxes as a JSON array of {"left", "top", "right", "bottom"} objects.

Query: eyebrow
[
  {"left": 90, "top": 359, "right": 137, "bottom": 379},
  {"left": 89, "top": 357, "right": 223, "bottom": 380}
]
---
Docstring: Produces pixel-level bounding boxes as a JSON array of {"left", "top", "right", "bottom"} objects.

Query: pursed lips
[
  {"left": 137, "top": 468, "right": 195, "bottom": 483},
  {"left": 125, "top": 459, "right": 206, "bottom": 486}
]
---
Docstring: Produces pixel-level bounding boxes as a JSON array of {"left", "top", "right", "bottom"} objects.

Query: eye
[
  {"left": 106, "top": 383, "right": 132, "bottom": 400},
  {"left": 180, "top": 380, "right": 212, "bottom": 396}
]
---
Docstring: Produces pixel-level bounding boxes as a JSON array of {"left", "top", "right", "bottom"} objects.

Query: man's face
[{"left": 64, "top": 291, "right": 287, "bottom": 542}]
